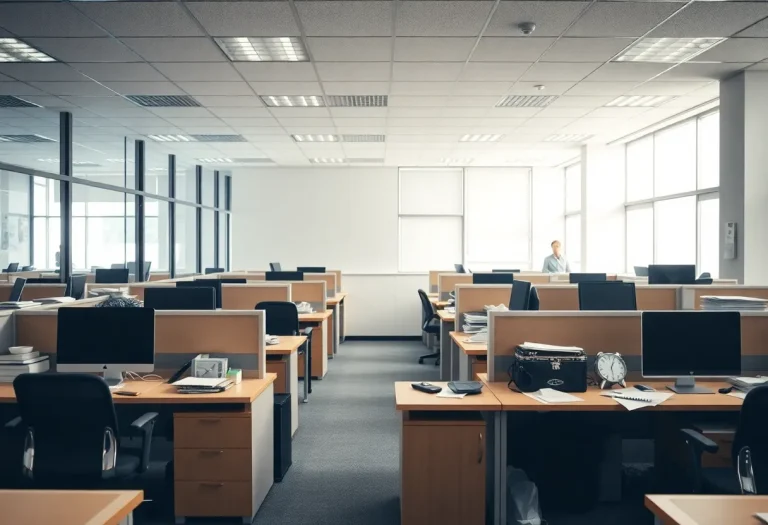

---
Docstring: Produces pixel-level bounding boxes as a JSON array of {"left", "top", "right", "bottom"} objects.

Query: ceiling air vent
[
  {"left": 342, "top": 134, "right": 385, "bottom": 142},
  {"left": 126, "top": 95, "right": 201, "bottom": 108},
  {"left": 0, "top": 96, "right": 40, "bottom": 108},
  {"left": 496, "top": 95, "right": 558, "bottom": 108},
  {"left": 190, "top": 134, "right": 247, "bottom": 143},
  {"left": 326, "top": 95, "right": 388, "bottom": 107}
]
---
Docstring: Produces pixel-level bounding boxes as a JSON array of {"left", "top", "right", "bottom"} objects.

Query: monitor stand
[
  {"left": 102, "top": 370, "right": 124, "bottom": 390},
  {"left": 666, "top": 377, "right": 712, "bottom": 394}
]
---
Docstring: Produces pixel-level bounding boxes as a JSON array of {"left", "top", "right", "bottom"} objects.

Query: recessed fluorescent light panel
[
  {"left": 614, "top": 37, "right": 725, "bottom": 63},
  {"left": 291, "top": 134, "right": 339, "bottom": 142},
  {"left": 231, "top": 158, "right": 275, "bottom": 164},
  {"left": 459, "top": 134, "right": 503, "bottom": 143},
  {"left": 0, "top": 95, "right": 41, "bottom": 108},
  {"left": 0, "top": 38, "right": 55, "bottom": 63},
  {"left": 215, "top": 37, "right": 308, "bottom": 62},
  {"left": 148, "top": 134, "right": 193, "bottom": 142},
  {"left": 496, "top": 95, "right": 557, "bottom": 108},
  {"left": 191, "top": 135, "right": 246, "bottom": 143},
  {"left": 545, "top": 134, "right": 593, "bottom": 142},
  {"left": 260, "top": 95, "right": 325, "bottom": 108},
  {"left": 0, "top": 134, "right": 56, "bottom": 143},
  {"left": 309, "top": 158, "right": 347, "bottom": 164},
  {"left": 326, "top": 95, "right": 387, "bottom": 107},
  {"left": 196, "top": 158, "right": 234, "bottom": 164},
  {"left": 605, "top": 95, "right": 672, "bottom": 108},
  {"left": 127, "top": 95, "right": 200, "bottom": 108},
  {"left": 342, "top": 135, "right": 385, "bottom": 143},
  {"left": 37, "top": 158, "right": 100, "bottom": 167},
  {"left": 346, "top": 158, "right": 384, "bottom": 164}
]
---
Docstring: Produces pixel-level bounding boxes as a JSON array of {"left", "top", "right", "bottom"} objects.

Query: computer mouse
[{"left": 718, "top": 386, "right": 734, "bottom": 394}]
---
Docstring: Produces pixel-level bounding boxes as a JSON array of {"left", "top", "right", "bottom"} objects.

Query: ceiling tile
[
  {"left": 152, "top": 62, "right": 241, "bottom": 82},
  {"left": 297, "top": 2, "right": 393, "bottom": 37},
  {"left": 394, "top": 38, "right": 476, "bottom": 62},
  {"left": 76, "top": 2, "right": 204, "bottom": 37},
  {"left": 737, "top": 16, "right": 768, "bottom": 37},
  {"left": 224, "top": 117, "right": 281, "bottom": 128},
  {"left": 392, "top": 62, "right": 464, "bottom": 82},
  {"left": 249, "top": 81, "right": 324, "bottom": 95},
  {"left": 14, "top": 95, "right": 76, "bottom": 109},
  {"left": 565, "top": 81, "right": 638, "bottom": 95},
  {"left": 693, "top": 38, "right": 768, "bottom": 63},
  {"left": 486, "top": 107, "right": 542, "bottom": 118},
  {"left": 396, "top": 2, "right": 494, "bottom": 37},
  {"left": 233, "top": 63, "right": 317, "bottom": 82},
  {"left": 186, "top": 1, "right": 300, "bottom": 37},
  {"left": 447, "top": 96, "right": 499, "bottom": 107},
  {"left": 72, "top": 63, "right": 168, "bottom": 82},
  {"left": 585, "top": 62, "right": 671, "bottom": 82},
  {"left": 486, "top": 2, "right": 589, "bottom": 37},
  {"left": 567, "top": 2, "right": 681, "bottom": 37},
  {"left": 0, "top": 3, "right": 107, "bottom": 37},
  {"left": 316, "top": 62, "right": 391, "bottom": 82},
  {"left": 210, "top": 107, "right": 274, "bottom": 118},
  {"left": 121, "top": 38, "right": 225, "bottom": 62},
  {"left": 520, "top": 117, "right": 575, "bottom": 129},
  {"left": 520, "top": 62, "right": 602, "bottom": 81},
  {"left": 329, "top": 107, "right": 387, "bottom": 118},
  {"left": 390, "top": 82, "right": 455, "bottom": 95},
  {"left": 748, "top": 61, "right": 768, "bottom": 71},
  {"left": 461, "top": 62, "right": 531, "bottom": 81},
  {"left": 165, "top": 117, "right": 227, "bottom": 128},
  {"left": 453, "top": 82, "right": 513, "bottom": 95},
  {"left": 509, "top": 81, "right": 576, "bottom": 95},
  {"left": 59, "top": 96, "right": 139, "bottom": 110},
  {"left": 587, "top": 107, "right": 651, "bottom": 118},
  {"left": 0, "top": 64, "right": 89, "bottom": 82},
  {"left": 146, "top": 107, "right": 214, "bottom": 118},
  {"left": 535, "top": 106, "right": 593, "bottom": 118},
  {"left": 26, "top": 38, "right": 141, "bottom": 63},
  {"left": 321, "top": 82, "right": 390, "bottom": 95},
  {"left": 650, "top": 2, "right": 768, "bottom": 38},
  {"left": 28, "top": 81, "right": 116, "bottom": 97},
  {"left": 627, "top": 80, "right": 711, "bottom": 96},
  {"left": 541, "top": 38, "right": 635, "bottom": 62},
  {"left": 175, "top": 82, "right": 254, "bottom": 96},
  {"left": 277, "top": 117, "right": 335, "bottom": 127},
  {"left": 306, "top": 37, "right": 393, "bottom": 62},
  {"left": 193, "top": 95, "right": 264, "bottom": 108},
  {"left": 388, "top": 96, "right": 450, "bottom": 107},
  {"left": 658, "top": 62, "right": 753, "bottom": 81},
  {"left": 388, "top": 107, "right": 446, "bottom": 118},
  {"left": 102, "top": 81, "right": 185, "bottom": 96},
  {"left": 0, "top": 83, "right": 47, "bottom": 96},
  {"left": 472, "top": 37, "right": 556, "bottom": 62},
  {"left": 548, "top": 95, "right": 616, "bottom": 108},
  {"left": 334, "top": 117, "right": 387, "bottom": 127}
]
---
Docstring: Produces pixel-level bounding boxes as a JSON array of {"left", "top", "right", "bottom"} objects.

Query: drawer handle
[
  {"left": 200, "top": 482, "right": 224, "bottom": 488},
  {"left": 199, "top": 418, "right": 221, "bottom": 424},
  {"left": 199, "top": 450, "right": 224, "bottom": 456},
  {"left": 478, "top": 432, "right": 484, "bottom": 464}
]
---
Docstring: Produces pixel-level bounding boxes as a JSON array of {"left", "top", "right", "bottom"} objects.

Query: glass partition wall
[{"left": 0, "top": 112, "right": 232, "bottom": 281}]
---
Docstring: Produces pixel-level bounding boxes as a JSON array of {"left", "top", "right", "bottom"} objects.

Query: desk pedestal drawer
[
  {"left": 174, "top": 416, "right": 251, "bottom": 449},
  {"left": 174, "top": 481, "right": 252, "bottom": 517},
  {"left": 174, "top": 449, "right": 252, "bottom": 481}
]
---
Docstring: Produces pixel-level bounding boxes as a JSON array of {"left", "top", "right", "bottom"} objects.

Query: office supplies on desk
[
  {"left": 729, "top": 377, "right": 768, "bottom": 392},
  {"left": 412, "top": 382, "right": 441, "bottom": 394},
  {"left": 719, "top": 386, "right": 735, "bottom": 394},
  {"left": 227, "top": 368, "right": 242, "bottom": 385},
  {"left": 602, "top": 388, "right": 672, "bottom": 411},
  {"left": 445, "top": 306, "right": 456, "bottom": 314},
  {"left": 701, "top": 295, "right": 768, "bottom": 311},
  {"left": 192, "top": 354, "right": 228, "bottom": 379},
  {"left": 295, "top": 301, "right": 313, "bottom": 314},
  {"left": 437, "top": 390, "right": 466, "bottom": 399},
  {"left": 0, "top": 301, "right": 38, "bottom": 310},
  {"left": 635, "top": 384, "right": 655, "bottom": 392},
  {"left": 447, "top": 381, "right": 483, "bottom": 395},
  {"left": 89, "top": 287, "right": 122, "bottom": 297},
  {"left": 755, "top": 513, "right": 768, "bottom": 524},
  {"left": 34, "top": 296, "right": 76, "bottom": 305},
  {"left": 728, "top": 391, "right": 747, "bottom": 400},
  {"left": 266, "top": 335, "right": 280, "bottom": 345},
  {"left": 1, "top": 350, "right": 37, "bottom": 360},
  {"left": 513, "top": 342, "right": 587, "bottom": 393},
  {"left": 172, "top": 376, "right": 233, "bottom": 393},
  {"left": 523, "top": 388, "right": 584, "bottom": 404},
  {"left": 0, "top": 356, "right": 50, "bottom": 381},
  {"left": 467, "top": 331, "right": 488, "bottom": 343}
]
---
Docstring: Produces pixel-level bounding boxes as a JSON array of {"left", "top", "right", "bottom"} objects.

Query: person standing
[{"left": 542, "top": 240, "right": 570, "bottom": 273}]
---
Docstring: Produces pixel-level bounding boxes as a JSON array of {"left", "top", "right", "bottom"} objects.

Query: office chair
[
  {"left": 3, "top": 263, "right": 19, "bottom": 273},
  {"left": 65, "top": 275, "right": 87, "bottom": 300},
  {"left": 7, "top": 373, "right": 158, "bottom": 489},
  {"left": 20, "top": 266, "right": 34, "bottom": 272},
  {"left": 529, "top": 286, "right": 540, "bottom": 311},
  {"left": 417, "top": 289, "right": 440, "bottom": 366},
  {"left": 270, "top": 262, "right": 282, "bottom": 272},
  {"left": 696, "top": 272, "right": 713, "bottom": 284},
  {"left": 509, "top": 280, "right": 532, "bottom": 311},
  {"left": 255, "top": 301, "right": 313, "bottom": 401},
  {"left": 9, "top": 278, "right": 26, "bottom": 302},
  {"left": 110, "top": 263, "right": 125, "bottom": 269},
  {"left": 680, "top": 385, "right": 768, "bottom": 495},
  {"left": 454, "top": 264, "right": 466, "bottom": 274},
  {"left": 634, "top": 266, "right": 649, "bottom": 277},
  {"left": 699, "top": 272, "right": 712, "bottom": 279},
  {"left": 205, "top": 267, "right": 224, "bottom": 275},
  {"left": 95, "top": 268, "right": 129, "bottom": 284}
]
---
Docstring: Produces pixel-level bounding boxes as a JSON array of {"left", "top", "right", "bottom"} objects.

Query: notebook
[{"left": 602, "top": 388, "right": 673, "bottom": 411}]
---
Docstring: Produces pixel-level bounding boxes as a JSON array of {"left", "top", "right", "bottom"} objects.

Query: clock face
[
  {"left": 197, "top": 361, "right": 221, "bottom": 378},
  {"left": 597, "top": 354, "right": 626, "bottom": 383}
]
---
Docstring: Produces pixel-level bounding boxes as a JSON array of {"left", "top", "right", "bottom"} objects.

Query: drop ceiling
[{"left": 0, "top": 0, "right": 766, "bottom": 171}]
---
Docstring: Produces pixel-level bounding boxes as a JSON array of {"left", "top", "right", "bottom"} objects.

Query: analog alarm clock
[{"left": 594, "top": 352, "right": 627, "bottom": 389}]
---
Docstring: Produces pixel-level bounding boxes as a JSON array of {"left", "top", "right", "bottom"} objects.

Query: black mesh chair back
[
  {"left": 529, "top": 286, "right": 540, "bottom": 311},
  {"left": 732, "top": 385, "right": 768, "bottom": 494},
  {"left": 9, "top": 278, "right": 26, "bottom": 302},
  {"left": 110, "top": 263, "right": 125, "bottom": 269},
  {"left": 13, "top": 374, "right": 120, "bottom": 486},
  {"left": 417, "top": 289, "right": 439, "bottom": 333},
  {"left": 256, "top": 301, "right": 300, "bottom": 336},
  {"left": 269, "top": 262, "right": 282, "bottom": 272},
  {"left": 95, "top": 268, "right": 129, "bottom": 284},
  {"left": 66, "top": 275, "right": 87, "bottom": 300},
  {"left": 509, "top": 280, "right": 532, "bottom": 311},
  {"left": 205, "top": 267, "right": 225, "bottom": 274},
  {"left": 699, "top": 272, "right": 712, "bottom": 279},
  {"left": 20, "top": 266, "right": 34, "bottom": 271},
  {"left": 4, "top": 263, "right": 19, "bottom": 273}
]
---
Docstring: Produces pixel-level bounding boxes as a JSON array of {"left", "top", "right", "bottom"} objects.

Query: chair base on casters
[{"left": 419, "top": 352, "right": 439, "bottom": 364}]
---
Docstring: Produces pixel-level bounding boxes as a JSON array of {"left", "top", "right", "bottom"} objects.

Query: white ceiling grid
[{"left": 0, "top": 0, "right": 764, "bottom": 170}]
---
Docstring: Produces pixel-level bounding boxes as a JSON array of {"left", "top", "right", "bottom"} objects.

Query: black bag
[{"left": 510, "top": 345, "right": 588, "bottom": 393}]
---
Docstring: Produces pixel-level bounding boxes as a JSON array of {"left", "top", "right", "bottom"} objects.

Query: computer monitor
[
  {"left": 634, "top": 266, "right": 649, "bottom": 277},
  {"left": 56, "top": 307, "right": 155, "bottom": 389},
  {"left": 569, "top": 273, "right": 607, "bottom": 284},
  {"left": 266, "top": 271, "right": 304, "bottom": 282},
  {"left": 493, "top": 269, "right": 520, "bottom": 273},
  {"left": 144, "top": 287, "right": 215, "bottom": 310},
  {"left": 26, "top": 278, "right": 61, "bottom": 284},
  {"left": 176, "top": 280, "right": 223, "bottom": 308},
  {"left": 205, "top": 267, "right": 224, "bottom": 275},
  {"left": 509, "top": 280, "right": 532, "bottom": 311},
  {"left": 127, "top": 261, "right": 152, "bottom": 281},
  {"left": 95, "top": 268, "right": 129, "bottom": 284},
  {"left": 220, "top": 278, "right": 247, "bottom": 284},
  {"left": 297, "top": 266, "right": 326, "bottom": 273},
  {"left": 454, "top": 264, "right": 467, "bottom": 273},
  {"left": 9, "top": 278, "right": 25, "bottom": 302},
  {"left": 65, "top": 275, "right": 87, "bottom": 300},
  {"left": 641, "top": 311, "right": 741, "bottom": 394},
  {"left": 110, "top": 263, "right": 126, "bottom": 269},
  {"left": 269, "top": 262, "right": 282, "bottom": 272},
  {"left": 648, "top": 264, "right": 696, "bottom": 285},
  {"left": 473, "top": 272, "right": 514, "bottom": 284},
  {"left": 4, "top": 263, "right": 18, "bottom": 273},
  {"left": 578, "top": 282, "right": 637, "bottom": 311}
]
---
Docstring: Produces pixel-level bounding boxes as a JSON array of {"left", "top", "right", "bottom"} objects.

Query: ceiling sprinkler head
[{"left": 518, "top": 22, "right": 536, "bottom": 36}]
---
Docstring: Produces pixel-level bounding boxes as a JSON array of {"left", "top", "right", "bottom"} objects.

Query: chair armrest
[
  {"left": 680, "top": 428, "right": 719, "bottom": 493},
  {"left": 127, "top": 412, "right": 158, "bottom": 473}
]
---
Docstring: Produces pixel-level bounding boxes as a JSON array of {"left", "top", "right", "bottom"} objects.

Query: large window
[
  {"left": 624, "top": 111, "right": 719, "bottom": 276},
  {"left": 0, "top": 170, "right": 32, "bottom": 270},
  {"left": 32, "top": 178, "right": 61, "bottom": 270},
  {"left": 564, "top": 163, "right": 581, "bottom": 271}
]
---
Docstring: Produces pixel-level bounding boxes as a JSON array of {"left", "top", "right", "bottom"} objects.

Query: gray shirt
[{"left": 542, "top": 254, "right": 570, "bottom": 273}]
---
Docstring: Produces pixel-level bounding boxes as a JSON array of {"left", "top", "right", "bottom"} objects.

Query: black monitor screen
[
  {"left": 95, "top": 268, "right": 129, "bottom": 284},
  {"left": 297, "top": 267, "right": 326, "bottom": 273},
  {"left": 176, "top": 280, "right": 223, "bottom": 308},
  {"left": 454, "top": 264, "right": 467, "bottom": 273},
  {"left": 493, "top": 269, "right": 520, "bottom": 273},
  {"left": 648, "top": 264, "right": 696, "bottom": 285},
  {"left": 205, "top": 267, "right": 224, "bottom": 275},
  {"left": 634, "top": 266, "right": 649, "bottom": 277},
  {"left": 220, "top": 278, "right": 247, "bottom": 284},
  {"left": 578, "top": 282, "right": 637, "bottom": 311},
  {"left": 642, "top": 311, "right": 741, "bottom": 378},
  {"left": 27, "top": 278, "right": 61, "bottom": 284},
  {"left": 10, "top": 278, "right": 25, "bottom": 302},
  {"left": 266, "top": 271, "right": 304, "bottom": 282},
  {"left": 509, "top": 280, "right": 532, "bottom": 311},
  {"left": 569, "top": 273, "right": 607, "bottom": 284},
  {"left": 144, "top": 287, "right": 215, "bottom": 310},
  {"left": 473, "top": 272, "right": 514, "bottom": 284},
  {"left": 57, "top": 307, "right": 155, "bottom": 365}
]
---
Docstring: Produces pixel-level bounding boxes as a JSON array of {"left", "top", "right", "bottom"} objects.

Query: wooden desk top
[
  {"left": 266, "top": 335, "right": 307, "bottom": 355},
  {"left": 484, "top": 380, "right": 744, "bottom": 412},
  {"left": 395, "top": 381, "right": 501, "bottom": 411},
  {"left": 299, "top": 310, "right": 333, "bottom": 322},
  {"left": 645, "top": 494, "right": 768, "bottom": 525},
  {"left": 449, "top": 331, "right": 487, "bottom": 356},
  {"left": 437, "top": 309, "right": 455, "bottom": 322},
  {"left": 0, "top": 375, "right": 276, "bottom": 405},
  {"left": 0, "top": 489, "right": 143, "bottom": 525},
  {"left": 327, "top": 292, "right": 347, "bottom": 305}
]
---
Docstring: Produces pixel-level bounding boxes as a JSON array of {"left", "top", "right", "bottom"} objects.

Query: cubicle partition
[
  {"left": 536, "top": 284, "right": 679, "bottom": 311},
  {"left": 149, "top": 272, "right": 171, "bottom": 281},
  {"left": 221, "top": 283, "right": 291, "bottom": 310},
  {"left": 437, "top": 273, "right": 472, "bottom": 300},
  {"left": 10, "top": 284, "right": 67, "bottom": 302},
  {"left": 681, "top": 285, "right": 768, "bottom": 310},
  {"left": 428, "top": 270, "right": 450, "bottom": 294},
  {"left": 305, "top": 273, "right": 337, "bottom": 299},
  {"left": 2, "top": 271, "right": 44, "bottom": 283},
  {"left": 331, "top": 270, "right": 342, "bottom": 293}
]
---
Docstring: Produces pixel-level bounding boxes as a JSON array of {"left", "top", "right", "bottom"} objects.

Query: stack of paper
[
  {"left": 265, "top": 335, "right": 280, "bottom": 345},
  {"left": 0, "top": 353, "right": 50, "bottom": 382},
  {"left": 35, "top": 296, "right": 77, "bottom": 304},
  {"left": 0, "top": 301, "right": 39, "bottom": 310},
  {"left": 601, "top": 388, "right": 673, "bottom": 411},
  {"left": 701, "top": 295, "right": 768, "bottom": 311},
  {"left": 519, "top": 342, "right": 584, "bottom": 354},
  {"left": 484, "top": 304, "right": 508, "bottom": 312},
  {"left": 444, "top": 306, "right": 456, "bottom": 314},
  {"left": 462, "top": 311, "right": 488, "bottom": 333},
  {"left": 728, "top": 376, "right": 768, "bottom": 392},
  {"left": 523, "top": 388, "right": 583, "bottom": 404},
  {"left": 295, "top": 302, "right": 314, "bottom": 314}
]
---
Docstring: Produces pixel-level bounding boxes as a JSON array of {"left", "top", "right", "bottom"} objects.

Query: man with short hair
[{"left": 542, "top": 240, "right": 570, "bottom": 273}]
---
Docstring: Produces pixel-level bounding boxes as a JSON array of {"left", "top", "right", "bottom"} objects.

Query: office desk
[
  {"left": 449, "top": 331, "right": 487, "bottom": 381},
  {"left": 0, "top": 489, "right": 143, "bottom": 525},
  {"left": 299, "top": 310, "right": 332, "bottom": 380},
  {"left": 267, "top": 335, "right": 307, "bottom": 436},
  {"left": 436, "top": 309, "right": 455, "bottom": 381},
  {"left": 429, "top": 296, "right": 452, "bottom": 310},
  {"left": 327, "top": 292, "right": 347, "bottom": 348},
  {"left": 645, "top": 494, "right": 768, "bottom": 525},
  {"left": 0, "top": 377, "right": 276, "bottom": 524}
]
